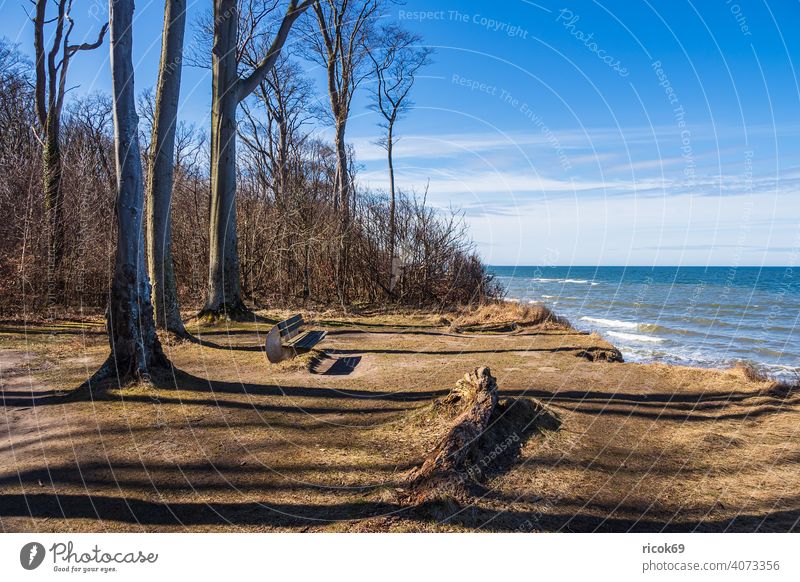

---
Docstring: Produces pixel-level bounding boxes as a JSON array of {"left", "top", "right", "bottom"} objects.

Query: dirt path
[{"left": 1, "top": 315, "right": 798, "bottom": 532}]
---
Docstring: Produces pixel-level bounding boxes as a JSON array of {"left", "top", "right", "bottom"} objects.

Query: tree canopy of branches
[{"left": 0, "top": 0, "right": 497, "bottom": 326}]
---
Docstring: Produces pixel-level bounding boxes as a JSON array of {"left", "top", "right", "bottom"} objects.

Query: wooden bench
[{"left": 265, "top": 314, "right": 326, "bottom": 363}]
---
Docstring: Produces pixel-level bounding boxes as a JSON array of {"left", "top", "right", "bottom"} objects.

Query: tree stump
[{"left": 402, "top": 366, "right": 498, "bottom": 504}]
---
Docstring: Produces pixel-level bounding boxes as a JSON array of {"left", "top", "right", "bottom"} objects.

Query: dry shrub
[{"left": 448, "top": 300, "right": 572, "bottom": 332}]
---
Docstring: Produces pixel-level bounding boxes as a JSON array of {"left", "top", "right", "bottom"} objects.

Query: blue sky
[{"left": 1, "top": 0, "right": 799, "bottom": 266}]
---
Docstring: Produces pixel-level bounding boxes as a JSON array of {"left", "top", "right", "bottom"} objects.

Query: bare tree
[
  {"left": 32, "top": 0, "right": 108, "bottom": 308},
  {"left": 365, "top": 24, "right": 431, "bottom": 294},
  {"left": 201, "top": 0, "right": 312, "bottom": 321},
  {"left": 146, "top": 0, "right": 188, "bottom": 336},
  {"left": 103, "top": 0, "right": 168, "bottom": 383},
  {"left": 239, "top": 55, "right": 313, "bottom": 297},
  {"left": 307, "top": 0, "right": 378, "bottom": 218},
  {"left": 305, "top": 0, "right": 379, "bottom": 305}
]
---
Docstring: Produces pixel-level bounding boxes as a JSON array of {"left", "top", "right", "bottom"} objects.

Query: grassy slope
[{"left": 1, "top": 310, "right": 798, "bottom": 532}]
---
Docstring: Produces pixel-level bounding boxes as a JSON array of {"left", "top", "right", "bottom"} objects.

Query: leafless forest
[{"left": 0, "top": 0, "right": 496, "bottom": 336}]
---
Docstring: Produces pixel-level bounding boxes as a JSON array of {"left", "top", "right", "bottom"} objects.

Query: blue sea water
[{"left": 490, "top": 266, "right": 800, "bottom": 379}]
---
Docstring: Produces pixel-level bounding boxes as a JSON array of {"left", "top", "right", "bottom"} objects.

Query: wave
[
  {"left": 580, "top": 316, "right": 638, "bottom": 329},
  {"left": 533, "top": 278, "right": 598, "bottom": 285},
  {"left": 607, "top": 331, "right": 665, "bottom": 343}
]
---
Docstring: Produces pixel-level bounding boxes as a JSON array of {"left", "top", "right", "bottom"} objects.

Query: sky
[{"left": 1, "top": 0, "right": 799, "bottom": 267}]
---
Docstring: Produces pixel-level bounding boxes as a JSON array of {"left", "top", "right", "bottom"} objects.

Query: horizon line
[{"left": 488, "top": 264, "right": 797, "bottom": 268}]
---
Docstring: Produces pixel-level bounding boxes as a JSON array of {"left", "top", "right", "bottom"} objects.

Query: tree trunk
[
  {"left": 106, "top": 0, "right": 167, "bottom": 380},
  {"left": 334, "top": 118, "right": 349, "bottom": 220},
  {"left": 43, "top": 115, "right": 65, "bottom": 308},
  {"left": 201, "top": 0, "right": 249, "bottom": 321},
  {"left": 146, "top": 0, "right": 187, "bottom": 336},
  {"left": 386, "top": 122, "right": 396, "bottom": 297},
  {"left": 334, "top": 118, "right": 350, "bottom": 306}
]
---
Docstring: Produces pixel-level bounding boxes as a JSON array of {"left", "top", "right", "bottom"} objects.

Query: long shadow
[
  {"left": 2, "top": 364, "right": 448, "bottom": 409},
  {"left": 320, "top": 328, "right": 584, "bottom": 338},
  {"left": 514, "top": 388, "right": 763, "bottom": 405},
  {"left": 0, "top": 420, "right": 341, "bottom": 455},
  {"left": 185, "top": 335, "right": 264, "bottom": 352},
  {"left": 0, "top": 493, "right": 401, "bottom": 527},
  {"left": 163, "top": 368, "right": 448, "bottom": 403},
  {"left": 326, "top": 346, "right": 587, "bottom": 356},
  {"left": 110, "top": 393, "right": 410, "bottom": 416},
  {"left": 498, "top": 387, "right": 798, "bottom": 423},
  {"left": 419, "top": 502, "right": 800, "bottom": 533},
  {"left": 186, "top": 329, "right": 267, "bottom": 337},
  {"left": 1, "top": 389, "right": 69, "bottom": 408},
  {"left": 322, "top": 356, "right": 362, "bottom": 376},
  {"left": 325, "top": 329, "right": 461, "bottom": 338},
  {"left": 2, "top": 492, "right": 797, "bottom": 531},
  {"left": 0, "top": 326, "right": 105, "bottom": 337},
  {"left": 316, "top": 319, "right": 439, "bottom": 330},
  {"left": 1, "top": 460, "right": 413, "bottom": 493}
]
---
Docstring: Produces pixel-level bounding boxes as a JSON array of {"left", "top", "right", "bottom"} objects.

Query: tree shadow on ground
[
  {"left": 2, "top": 491, "right": 797, "bottom": 532},
  {"left": 500, "top": 386, "right": 800, "bottom": 423}
]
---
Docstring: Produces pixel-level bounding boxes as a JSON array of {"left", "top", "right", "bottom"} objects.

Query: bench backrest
[{"left": 277, "top": 314, "right": 304, "bottom": 341}]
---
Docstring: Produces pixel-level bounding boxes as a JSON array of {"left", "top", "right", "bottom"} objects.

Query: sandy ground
[{"left": 1, "top": 311, "right": 798, "bottom": 532}]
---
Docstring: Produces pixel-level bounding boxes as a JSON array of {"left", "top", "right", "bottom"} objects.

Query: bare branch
[{"left": 237, "top": 0, "right": 313, "bottom": 102}]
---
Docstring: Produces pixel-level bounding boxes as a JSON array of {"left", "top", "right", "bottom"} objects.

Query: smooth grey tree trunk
[
  {"left": 146, "top": 0, "right": 187, "bottom": 336},
  {"left": 334, "top": 119, "right": 349, "bottom": 215},
  {"left": 202, "top": 0, "right": 247, "bottom": 320},
  {"left": 106, "top": 0, "right": 167, "bottom": 380},
  {"left": 201, "top": 0, "right": 311, "bottom": 321}
]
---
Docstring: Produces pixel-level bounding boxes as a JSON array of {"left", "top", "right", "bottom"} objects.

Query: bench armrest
[{"left": 265, "top": 325, "right": 285, "bottom": 363}]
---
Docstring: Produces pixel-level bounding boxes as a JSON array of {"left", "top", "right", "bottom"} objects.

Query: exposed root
[
  {"left": 67, "top": 354, "right": 172, "bottom": 401},
  {"left": 156, "top": 327, "right": 195, "bottom": 347},
  {"left": 196, "top": 300, "right": 257, "bottom": 323},
  {"left": 399, "top": 366, "right": 560, "bottom": 506}
]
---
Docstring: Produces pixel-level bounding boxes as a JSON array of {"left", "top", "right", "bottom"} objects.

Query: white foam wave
[
  {"left": 580, "top": 316, "right": 638, "bottom": 329},
  {"left": 533, "top": 278, "right": 596, "bottom": 285},
  {"left": 607, "top": 331, "right": 664, "bottom": 343}
]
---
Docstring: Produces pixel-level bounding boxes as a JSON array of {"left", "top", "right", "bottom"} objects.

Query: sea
[{"left": 490, "top": 266, "right": 799, "bottom": 380}]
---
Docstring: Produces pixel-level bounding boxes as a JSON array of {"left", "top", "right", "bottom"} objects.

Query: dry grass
[
  {"left": 447, "top": 300, "right": 572, "bottom": 332},
  {"left": 732, "top": 360, "right": 771, "bottom": 383},
  {"left": 2, "top": 313, "right": 800, "bottom": 533}
]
